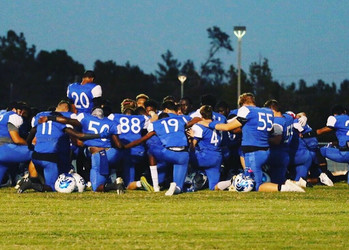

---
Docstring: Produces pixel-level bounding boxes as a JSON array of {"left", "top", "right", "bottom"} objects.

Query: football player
[
  {"left": 190, "top": 105, "right": 223, "bottom": 190},
  {"left": 0, "top": 102, "right": 32, "bottom": 186},
  {"left": 67, "top": 70, "right": 102, "bottom": 114},
  {"left": 317, "top": 105, "right": 349, "bottom": 184}
]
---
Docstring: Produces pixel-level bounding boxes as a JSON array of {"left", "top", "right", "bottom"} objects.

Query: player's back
[
  {"left": 192, "top": 123, "right": 222, "bottom": 152},
  {"left": 329, "top": 114, "right": 349, "bottom": 147},
  {"left": 108, "top": 113, "right": 147, "bottom": 143},
  {"left": 33, "top": 111, "right": 71, "bottom": 154},
  {"left": 151, "top": 116, "right": 188, "bottom": 148},
  {"left": 273, "top": 114, "right": 293, "bottom": 148},
  {"left": 239, "top": 106, "right": 273, "bottom": 148},
  {"left": 67, "top": 82, "right": 101, "bottom": 113},
  {"left": 77, "top": 113, "right": 118, "bottom": 148}
]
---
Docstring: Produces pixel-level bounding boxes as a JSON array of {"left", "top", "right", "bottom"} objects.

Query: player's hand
[
  {"left": 298, "top": 115, "right": 307, "bottom": 126},
  {"left": 38, "top": 116, "right": 48, "bottom": 124}
]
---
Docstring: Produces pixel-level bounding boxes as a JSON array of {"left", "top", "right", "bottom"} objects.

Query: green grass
[{"left": 0, "top": 183, "right": 348, "bottom": 249}]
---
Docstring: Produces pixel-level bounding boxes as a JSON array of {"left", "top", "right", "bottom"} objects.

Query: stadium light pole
[
  {"left": 178, "top": 74, "right": 187, "bottom": 98},
  {"left": 234, "top": 26, "right": 246, "bottom": 101}
]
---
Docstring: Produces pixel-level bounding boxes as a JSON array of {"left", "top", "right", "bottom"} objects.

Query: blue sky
[{"left": 1, "top": 1, "right": 348, "bottom": 85}]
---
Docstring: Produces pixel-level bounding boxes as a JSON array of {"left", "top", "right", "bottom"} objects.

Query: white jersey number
[
  {"left": 161, "top": 119, "right": 178, "bottom": 134},
  {"left": 71, "top": 91, "right": 90, "bottom": 109},
  {"left": 257, "top": 112, "right": 273, "bottom": 131},
  {"left": 41, "top": 121, "right": 53, "bottom": 135},
  {"left": 210, "top": 130, "right": 220, "bottom": 146},
  {"left": 119, "top": 117, "right": 141, "bottom": 134},
  {"left": 88, "top": 121, "right": 109, "bottom": 141}
]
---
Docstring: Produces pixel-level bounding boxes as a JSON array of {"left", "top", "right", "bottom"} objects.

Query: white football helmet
[
  {"left": 231, "top": 173, "right": 255, "bottom": 192},
  {"left": 71, "top": 172, "right": 86, "bottom": 192},
  {"left": 55, "top": 173, "right": 76, "bottom": 193}
]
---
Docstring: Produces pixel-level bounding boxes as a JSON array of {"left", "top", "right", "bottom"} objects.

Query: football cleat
[
  {"left": 165, "top": 182, "right": 177, "bottom": 196},
  {"left": 15, "top": 172, "right": 29, "bottom": 190},
  {"left": 319, "top": 173, "right": 334, "bottom": 186},
  {"left": 17, "top": 177, "right": 32, "bottom": 194},
  {"left": 296, "top": 177, "right": 313, "bottom": 188},
  {"left": 116, "top": 177, "right": 125, "bottom": 195},
  {"left": 140, "top": 176, "right": 154, "bottom": 192},
  {"left": 284, "top": 180, "right": 305, "bottom": 192}
]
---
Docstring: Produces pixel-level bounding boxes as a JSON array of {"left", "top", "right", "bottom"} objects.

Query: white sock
[
  {"left": 217, "top": 180, "right": 232, "bottom": 190},
  {"left": 150, "top": 165, "right": 159, "bottom": 188},
  {"left": 136, "top": 181, "right": 142, "bottom": 188}
]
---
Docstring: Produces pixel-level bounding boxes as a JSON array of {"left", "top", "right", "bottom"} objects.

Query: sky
[{"left": 1, "top": 1, "right": 349, "bottom": 86}]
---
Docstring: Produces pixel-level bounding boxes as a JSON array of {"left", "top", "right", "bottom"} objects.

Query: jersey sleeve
[
  {"left": 108, "top": 113, "right": 115, "bottom": 121},
  {"left": 326, "top": 115, "right": 336, "bottom": 128},
  {"left": 237, "top": 106, "right": 250, "bottom": 119},
  {"left": 143, "top": 115, "right": 150, "bottom": 129},
  {"left": 76, "top": 113, "right": 85, "bottom": 122},
  {"left": 271, "top": 123, "right": 283, "bottom": 136},
  {"left": 147, "top": 122, "right": 154, "bottom": 133},
  {"left": 91, "top": 85, "right": 102, "bottom": 98},
  {"left": 8, "top": 114, "right": 23, "bottom": 128},
  {"left": 66, "top": 84, "right": 72, "bottom": 99},
  {"left": 192, "top": 124, "right": 203, "bottom": 138}
]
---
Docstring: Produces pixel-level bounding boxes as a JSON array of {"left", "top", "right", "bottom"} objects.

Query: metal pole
[
  {"left": 181, "top": 82, "right": 184, "bottom": 99},
  {"left": 237, "top": 37, "right": 242, "bottom": 101},
  {"left": 178, "top": 75, "right": 187, "bottom": 99},
  {"left": 234, "top": 26, "right": 246, "bottom": 103}
]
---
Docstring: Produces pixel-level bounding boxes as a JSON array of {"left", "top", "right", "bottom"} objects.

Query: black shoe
[
  {"left": 116, "top": 177, "right": 125, "bottom": 195},
  {"left": 17, "top": 178, "right": 32, "bottom": 193},
  {"left": 306, "top": 182, "right": 313, "bottom": 188}
]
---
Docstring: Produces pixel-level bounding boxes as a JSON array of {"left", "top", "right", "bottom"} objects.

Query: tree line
[{"left": 0, "top": 29, "right": 348, "bottom": 141}]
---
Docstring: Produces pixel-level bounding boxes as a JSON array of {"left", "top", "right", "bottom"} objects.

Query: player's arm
[
  {"left": 269, "top": 124, "right": 283, "bottom": 145},
  {"left": 211, "top": 118, "right": 243, "bottom": 131},
  {"left": 190, "top": 138, "right": 198, "bottom": 150},
  {"left": 148, "top": 111, "right": 158, "bottom": 122},
  {"left": 111, "top": 134, "right": 124, "bottom": 149},
  {"left": 8, "top": 123, "right": 27, "bottom": 145},
  {"left": 40, "top": 115, "right": 82, "bottom": 128},
  {"left": 64, "top": 127, "right": 104, "bottom": 141},
  {"left": 26, "top": 127, "right": 37, "bottom": 149},
  {"left": 186, "top": 116, "right": 202, "bottom": 128},
  {"left": 316, "top": 126, "right": 333, "bottom": 135},
  {"left": 124, "top": 131, "right": 156, "bottom": 149},
  {"left": 92, "top": 97, "right": 102, "bottom": 109},
  {"left": 70, "top": 104, "right": 78, "bottom": 114}
]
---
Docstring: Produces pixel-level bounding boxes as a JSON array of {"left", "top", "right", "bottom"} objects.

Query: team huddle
[{"left": 0, "top": 70, "right": 348, "bottom": 195}]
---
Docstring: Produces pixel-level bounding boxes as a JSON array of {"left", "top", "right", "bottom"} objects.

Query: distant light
[
  {"left": 234, "top": 26, "right": 246, "bottom": 39},
  {"left": 178, "top": 74, "right": 187, "bottom": 84},
  {"left": 178, "top": 74, "right": 187, "bottom": 98}
]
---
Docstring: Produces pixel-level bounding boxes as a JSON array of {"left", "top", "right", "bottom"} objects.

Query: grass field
[{"left": 0, "top": 183, "right": 348, "bottom": 249}]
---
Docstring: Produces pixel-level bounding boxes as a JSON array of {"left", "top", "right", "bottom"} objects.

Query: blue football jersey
[
  {"left": 67, "top": 82, "right": 102, "bottom": 113},
  {"left": 192, "top": 123, "right": 222, "bottom": 152},
  {"left": 32, "top": 111, "right": 72, "bottom": 154},
  {"left": 148, "top": 116, "right": 188, "bottom": 148},
  {"left": 326, "top": 114, "right": 349, "bottom": 147},
  {"left": 108, "top": 113, "right": 148, "bottom": 153},
  {"left": 237, "top": 106, "right": 274, "bottom": 148},
  {"left": 77, "top": 113, "right": 119, "bottom": 148},
  {"left": 0, "top": 111, "right": 23, "bottom": 139},
  {"left": 272, "top": 114, "right": 294, "bottom": 148}
]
